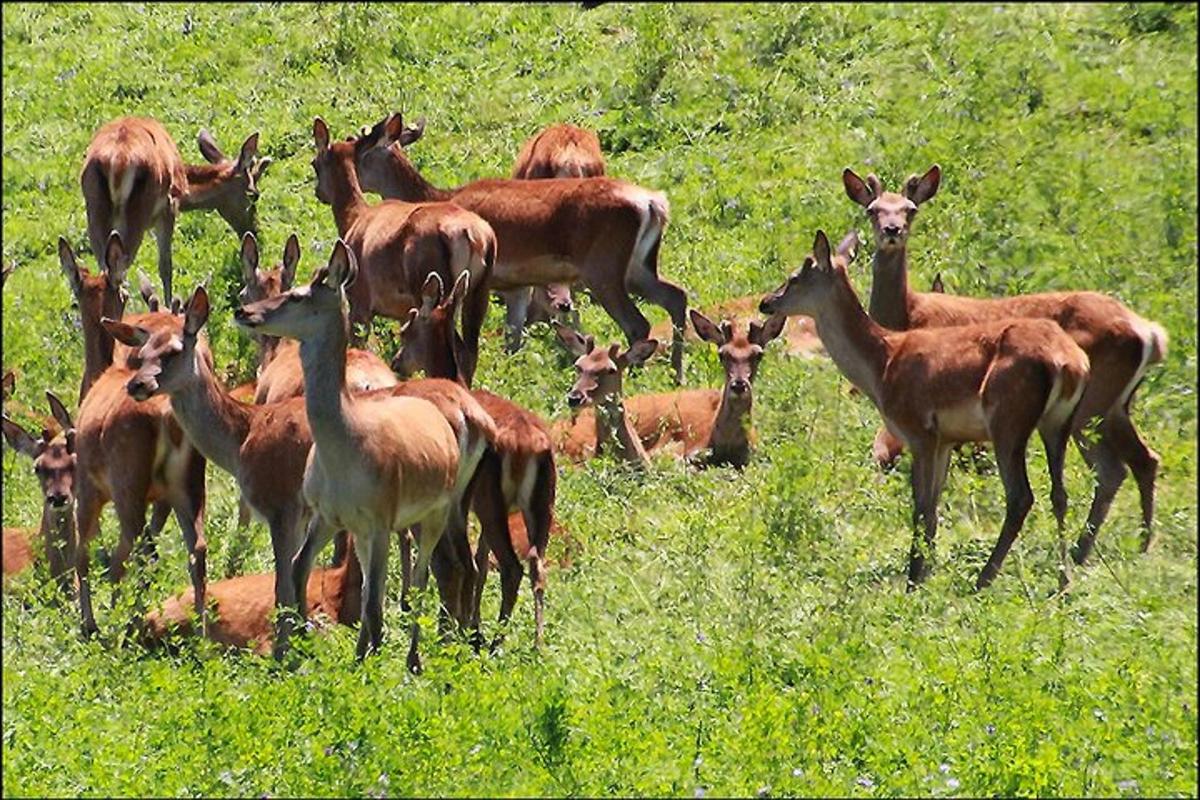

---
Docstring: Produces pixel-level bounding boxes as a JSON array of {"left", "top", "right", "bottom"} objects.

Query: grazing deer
[
  {"left": 553, "top": 325, "right": 660, "bottom": 468},
  {"left": 762, "top": 230, "right": 1090, "bottom": 590},
  {"left": 501, "top": 122, "right": 606, "bottom": 341},
  {"left": 234, "top": 241, "right": 466, "bottom": 669},
  {"left": 310, "top": 118, "right": 496, "bottom": 386},
  {"left": 352, "top": 112, "right": 690, "bottom": 383},
  {"left": 844, "top": 165, "right": 1167, "bottom": 563},
  {"left": 141, "top": 532, "right": 362, "bottom": 655},
  {"left": 650, "top": 296, "right": 823, "bottom": 359},
  {"left": 237, "top": 233, "right": 397, "bottom": 404},
  {"left": 2, "top": 393, "right": 77, "bottom": 587},
  {"left": 392, "top": 272, "right": 557, "bottom": 644},
  {"left": 81, "top": 117, "right": 269, "bottom": 303},
  {"left": 553, "top": 313, "right": 784, "bottom": 468},
  {"left": 72, "top": 310, "right": 208, "bottom": 637}
]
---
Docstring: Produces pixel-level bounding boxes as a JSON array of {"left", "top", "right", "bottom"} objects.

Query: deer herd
[{"left": 1, "top": 112, "right": 1168, "bottom": 670}]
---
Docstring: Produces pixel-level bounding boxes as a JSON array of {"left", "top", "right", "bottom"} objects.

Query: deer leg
[
  {"left": 73, "top": 487, "right": 104, "bottom": 636},
  {"left": 586, "top": 276, "right": 652, "bottom": 353},
  {"left": 290, "top": 513, "right": 336, "bottom": 623},
  {"left": 115, "top": 187, "right": 156, "bottom": 285},
  {"left": 526, "top": 453, "right": 555, "bottom": 647},
  {"left": 906, "top": 442, "right": 950, "bottom": 590},
  {"left": 169, "top": 455, "right": 208, "bottom": 635},
  {"left": 407, "top": 514, "right": 448, "bottom": 673},
  {"left": 82, "top": 164, "right": 114, "bottom": 272},
  {"left": 1071, "top": 429, "right": 1127, "bottom": 565},
  {"left": 269, "top": 505, "right": 308, "bottom": 661},
  {"left": 472, "top": 451, "right": 520, "bottom": 644},
  {"left": 153, "top": 212, "right": 176, "bottom": 305},
  {"left": 143, "top": 500, "right": 171, "bottom": 563},
  {"left": 398, "top": 529, "right": 413, "bottom": 612},
  {"left": 1103, "top": 411, "right": 1160, "bottom": 552},
  {"left": 626, "top": 267, "right": 688, "bottom": 385},
  {"left": 107, "top": 496, "right": 149, "bottom": 619},
  {"left": 459, "top": 282, "right": 489, "bottom": 386},
  {"left": 1039, "top": 419, "right": 1073, "bottom": 591},
  {"left": 430, "top": 533, "right": 462, "bottom": 638},
  {"left": 501, "top": 288, "right": 533, "bottom": 353},
  {"left": 976, "top": 435, "right": 1035, "bottom": 590},
  {"left": 354, "top": 530, "right": 390, "bottom": 661}
]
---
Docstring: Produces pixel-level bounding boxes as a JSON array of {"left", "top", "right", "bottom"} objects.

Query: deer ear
[
  {"left": 281, "top": 234, "right": 300, "bottom": 290},
  {"left": 197, "top": 130, "right": 225, "bottom": 163},
  {"left": 100, "top": 318, "right": 150, "bottom": 348},
  {"left": 104, "top": 231, "right": 130, "bottom": 285},
  {"left": 382, "top": 113, "right": 406, "bottom": 144},
  {"left": 2, "top": 415, "right": 42, "bottom": 459},
  {"left": 313, "top": 117, "right": 331, "bottom": 152},
  {"left": 812, "top": 230, "right": 833, "bottom": 272},
  {"left": 930, "top": 272, "right": 945, "bottom": 293},
  {"left": 398, "top": 307, "right": 419, "bottom": 336},
  {"left": 420, "top": 272, "right": 444, "bottom": 311},
  {"left": 58, "top": 237, "right": 85, "bottom": 299},
  {"left": 45, "top": 391, "right": 74, "bottom": 434},
  {"left": 400, "top": 116, "right": 426, "bottom": 146},
  {"left": 619, "top": 338, "right": 659, "bottom": 369},
  {"left": 752, "top": 313, "right": 787, "bottom": 346},
  {"left": 446, "top": 270, "right": 470, "bottom": 312},
  {"left": 836, "top": 230, "right": 860, "bottom": 264},
  {"left": 904, "top": 164, "right": 941, "bottom": 205},
  {"left": 138, "top": 271, "right": 159, "bottom": 311},
  {"left": 327, "top": 240, "right": 358, "bottom": 289},
  {"left": 235, "top": 132, "right": 260, "bottom": 174},
  {"left": 843, "top": 168, "right": 875, "bottom": 208},
  {"left": 689, "top": 309, "right": 724, "bottom": 345},
  {"left": 240, "top": 232, "right": 260, "bottom": 283},
  {"left": 184, "top": 285, "right": 210, "bottom": 337},
  {"left": 554, "top": 323, "right": 592, "bottom": 356}
]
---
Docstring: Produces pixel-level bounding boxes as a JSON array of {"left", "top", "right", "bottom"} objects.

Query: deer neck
[
  {"left": 810, "top": 274, "right": 893, "bottom": 405},
  {"left": 595, "top": 393, "right": 649, "bottom": 467},
  {"left": 167, "top": 345, "right": 254, "bottom": 474},
  {"left": 374, "top": 148, "right": 453, "bottom": 203},
  {"left": 707, "top": 389, "right": 751, "bottom": 466},
  {"left": 179, "top": 164, "right": 230, "bottom": 211},
  {"left": 296, "top": 313, "right": 357, "bottom": 466},
  {"left": 868, "top": 245, "right": 912, "bottom": 331},
  {"left": 80, "top": 325, "right": 115, "bottom": 401},
  {"left": 327, "top": 155, "right": 370, "bottom": 235}
]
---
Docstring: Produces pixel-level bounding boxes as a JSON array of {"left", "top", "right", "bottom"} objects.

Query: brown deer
[
  {"left": 352, "top": 112, "right": 690, "bottom": 384},
  {"left": 553, "top": 312, "right": 784, "bottom": 468},
  {"left": 235, "top": 241, "right": 471, "bottom": 669},
  {"left": 553, "top": 325, "right": 661, "bottom": 468},
  {"left": 391, "top": 272, "right": 557, "bottom": 645},
  {"left": 59, "top": 235, "right": 132, "bottom": 402},
  {"left": 310, "top": 118, "right": 496, "bottom": 386},
  {"left": 844, "top": 165, "right": 1167, "bottom": 563},
  {"left": 650, "top": 296, "right": 823, "bottom": 359},
  {"left": 141, "top": 532, "right": 362, "bottom": 655},
  {"left": 237, "top": 232, "right": 397, "bottom": 404},
  {"left": 81, "top": 117, "right": 269, "bottom": 303},
  {"left": 502, "top": 122, "right": 607, "bottom": 343},
  {"left": 73, "top": 310, "right": 208, "bottom": 637},
  {"left": 761, "top": 230, "right": 1090, "bottom": 590},
  {"left": 2, "top": 392, "right": 77, "bottom": 586}
]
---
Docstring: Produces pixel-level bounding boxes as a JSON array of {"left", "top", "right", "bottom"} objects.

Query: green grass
[{"left": 3, "top": 3, "right": 1196, "bottom": 796}]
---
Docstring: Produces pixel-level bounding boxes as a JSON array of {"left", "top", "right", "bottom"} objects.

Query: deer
[
  {"left": 844, "top": 165, "right": 1168, "bottom": 564},
  {"left": 237, "top": 232, "right": 397, "bottom": 404},
  {"left": 81, "top": 117, "right": 269, "bottom": 303},
  {"left": 553, "top": 311, "right": 784, "bottom": 468},
  {"left": 761, "top": 229, "right": 1091, "bottom": 591},
  {"left": 140, "top": 531, "right": 362, "bottom": 655},
  {"left": 234, "top": 240, "right": 479, "bottom": 669},
  {"left": 2, "top": 393, "right": 77, "bottom": 586},
  {"left": 650, "top": 296, "right": 823, "bottom": 359},
  {"left": 391, "top": 272, "right": 557, "bottom": 645},
  {"left": 352, "top": 112, "right": 690, "bottom": 384},
  {"left": 309, "top": 118, "right": 496, "bottom": 386},
  {"left": 502, "top": 122, "right": 607, "bottom": 341},
  {"left": 70, "top": 309, "right": 208, "bottom": 637}
]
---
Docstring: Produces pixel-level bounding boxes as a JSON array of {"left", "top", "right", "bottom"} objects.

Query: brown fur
[
  {"left": 512, "top": 123, "right": 605, "bottom": 180},
  {"left": 3, "top": 528, "right": 37, "bottom": 582}
]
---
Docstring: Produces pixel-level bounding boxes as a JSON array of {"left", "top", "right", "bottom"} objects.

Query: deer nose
[
  {"left": 567, "top": 390, "right": 586, "bottom": 408},
  {"left": 48, "top": 493, "right": 70, "bottom": 508},
  {"left": 883, "top": 224, "right": 903, "bottom": 238},
  {"left": 730, "top": 378, "right": 750, "bottom": 395},
  {"left": 126, "top": 377, "right": 155, "bottom": 400}
]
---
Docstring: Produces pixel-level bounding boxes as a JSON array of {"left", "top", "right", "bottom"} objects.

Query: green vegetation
[{"left": 3, "top": 3, "right": 1196, "bottom": 796}]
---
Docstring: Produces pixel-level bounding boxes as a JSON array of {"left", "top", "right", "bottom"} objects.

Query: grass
[{"left": 2, "top": 3, "right": 1197, "bottom": 796}]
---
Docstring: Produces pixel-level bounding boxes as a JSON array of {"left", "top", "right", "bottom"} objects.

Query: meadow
[{"left": 2, "top": 3, "right": 1197, "bottom": 796}]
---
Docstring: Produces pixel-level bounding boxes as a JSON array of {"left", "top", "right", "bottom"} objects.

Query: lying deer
[
  {"left": 235, "top": 241, "right": 484, "bottom": 669},
  {"left": 554, "top": 311, "right": 784, "bottom": 468},
  {"left": 353, "top": 112, "right": 690, "bottom": 384},
  {"left": 845, "top": 165, "right": 1167, "bottom": 563},
  {"left": 2, "top": 393, "right": 76, "bottom": 586},
  {"left": 392, "top": 272, "right": 557, "bottom": 644},
  {"left": 502, "top": 123, "right": 606, "bottom": 344},
  {"left": 81, "top": 117, "right": 269, "bottom": 303},
  {"left": 762, "top": 230, "right": 1090, "bottom": 590},
  {"left": 141, "top": 532, "right": 362, "bottom": 655},
  {"left": 310, "top": 118, "right": 496, "bottom": 386},
  {"left": 237, "top": 232, "right": 396, "bottom": 404}
]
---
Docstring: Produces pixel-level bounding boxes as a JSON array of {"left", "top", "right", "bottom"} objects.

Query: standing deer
[
  {"left": 352, "top": 112, "right": 690, "bottom": 384},
  {"left": 81, "top": 116, "right": 269, "bottom": 303},
  {"left": 761, "top": 230, "right": 1090, "bottom": 590},
  {"left": 553, "top": 312, "right": 784, "bottom": 468},
  {"left": 237, "top": 232, "right": 397, "bottom": 404},
  {"left": 844, "top": 165, "right": 1167, "bottom": 563},
  {"left": 310, "top": 118, "right": 496, "bottom": 386},
  {"left": 503, "top": 122, "right": 607, "bottom": 341},
  {"left": 392, "top": 272, "right": 556, "bottom": 645},
  {"left": 234, "top": 241, "right": 465, "bottom": 668},
  {"left": 2, "top": 393, "right": 77, "bottom": 586}
]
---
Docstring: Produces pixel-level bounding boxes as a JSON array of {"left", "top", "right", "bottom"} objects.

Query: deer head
[
  {"left": 238, "top": 232, "right": 300, "bottom": 367},
  {"left": 2, "top": 393, "right": 77, "bottom": 515},
  {"left": 392, "top": 271, "right": 470, "bottom": 380},
  {"left": 690, "top": 310, "right": 785, "bottom": 407},
  {"left": 59, "top": 234, "right": 130, "bottom": 329},
  {"left": 234, "top": 239, "right": 358, "bottom": 342},
  {"left": 843, "top": 165, "right": 940, "bottom": 251},
  {"left": 554, "top": 324, "right": 657, "bottom": 410},
  {"left": 352, "top": 111, "right": 426, "bottom": 197},
  {"left": 115, "top": 285, "right": 210, "bottom": 402},
  {"left": 760, "top": 230, "right": 859, "bottom": 318}
]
